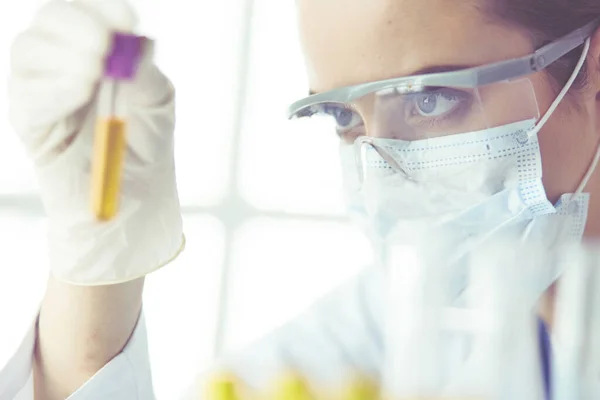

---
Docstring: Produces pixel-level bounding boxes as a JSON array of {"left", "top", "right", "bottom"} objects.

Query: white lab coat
[{"left": 0, "top": 267, "right": 384, "bottom": 399}]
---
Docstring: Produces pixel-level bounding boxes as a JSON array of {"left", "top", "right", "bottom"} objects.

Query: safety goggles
[{"left": 287, "top": 19, "right": 600, "bottom": 143}]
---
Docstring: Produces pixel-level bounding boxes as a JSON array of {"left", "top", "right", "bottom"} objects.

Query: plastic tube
[{"left": 91, "top": 32, "right": 145, "bottom": 221}]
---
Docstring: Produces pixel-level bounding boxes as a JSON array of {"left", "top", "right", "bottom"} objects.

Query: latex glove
[{"left": 8, "top": 0, "right": 185, "bottom": 285}]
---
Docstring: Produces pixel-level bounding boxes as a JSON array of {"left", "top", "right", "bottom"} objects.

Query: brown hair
[{"left": 484, "top": 0, "right": 600, "bottom": 91}]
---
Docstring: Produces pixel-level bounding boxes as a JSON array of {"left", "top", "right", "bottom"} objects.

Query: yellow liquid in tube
[
  {"left": 91, "top": 118, "right": 127, "bottom": 221},
  {"left": 342, "top": 376, "right": 379, "bottom": 400},
  {"left": 207, "top": 374, "right": 240, "bottom": 400},
  {"left": 275, "top": 374, "right": 315, "bottom": 400}
]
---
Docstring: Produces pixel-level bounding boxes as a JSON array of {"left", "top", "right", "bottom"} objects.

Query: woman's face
[{"left": 297, "top": 0, "right": 600, "bottom": 228}]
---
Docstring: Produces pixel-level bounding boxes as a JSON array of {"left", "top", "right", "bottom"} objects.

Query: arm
[
  {"left": 33, "top": 277, "right": 144, "bottom": 399},
  {"left": 8, "top": 0, "right": 184, "bottom": 398}
]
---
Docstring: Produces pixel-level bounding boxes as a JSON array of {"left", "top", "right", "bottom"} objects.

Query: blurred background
[{"left": 0, "top": 0, "right": 373, "bottom": 397}]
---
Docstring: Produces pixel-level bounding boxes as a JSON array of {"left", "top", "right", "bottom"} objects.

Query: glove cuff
[{"left": 47, "top": 189, "right": 186, "bottom": 286}]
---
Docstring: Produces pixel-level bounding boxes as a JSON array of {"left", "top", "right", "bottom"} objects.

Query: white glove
[{"left": 8, "top": 0, "right": 185, "bottom": 285}]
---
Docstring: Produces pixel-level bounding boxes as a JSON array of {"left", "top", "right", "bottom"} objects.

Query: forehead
[{"left": 297, "top": 0, "right": 534, "bottom": 93}]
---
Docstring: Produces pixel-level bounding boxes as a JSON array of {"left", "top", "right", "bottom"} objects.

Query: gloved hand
[{"left": 8, "top": 0, "right": 185, "bottom": 285}]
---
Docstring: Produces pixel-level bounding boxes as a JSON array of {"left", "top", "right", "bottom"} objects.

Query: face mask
[
  {"left": 340, "top": 143, "right": 378, "bottom": 236},
  {"left": 341, "top": 38, "right": 599, "bottom": 299}
]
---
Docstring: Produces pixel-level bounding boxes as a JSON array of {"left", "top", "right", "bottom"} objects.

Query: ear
[
  {"left": 589, "top": 27, "right": 600, "bottom": 90},
  {"left": 590, "top": 25, "right": 600, "bottom": 72},
  {"left": 590, "top": 27, "right": 600, "bottom": 135}
]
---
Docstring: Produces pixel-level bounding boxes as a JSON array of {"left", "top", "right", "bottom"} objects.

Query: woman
[{"left": 1, "top": 0, "right": 600, "bottom": 398}]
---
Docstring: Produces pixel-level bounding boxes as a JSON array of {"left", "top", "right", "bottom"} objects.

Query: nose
[
  {"left": 352, "top": 96, "right": 385, "bottom": 139},
  {"left": 358, "top": 96, "right": 405, "bottom": 140}
]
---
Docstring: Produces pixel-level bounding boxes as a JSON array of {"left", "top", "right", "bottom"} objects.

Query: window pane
[
  {"left": 0, "top": 211, "right": 227, "bottom": 397},
  {"left": 0, "top": 211, "right": 47, "bottom": 368},
  {"left": 144, "top": 214, "right": 226, "bottom": 399},
  {"left": 225, "top": 218, "right": 373, "bottom": 351},
  {"left": 238, "top": 0, "right": 348, "bottom": 215},
  {"left": 152, "top": 0, "right": 247, "bottom": 207},
  {"left": 0, "top": 0, "right": 247, "bottom": 204},
  {"left": 0, "top": 1, "right": 43, "bottom": 196}
]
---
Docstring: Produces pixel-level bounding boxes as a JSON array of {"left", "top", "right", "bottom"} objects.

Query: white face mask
[{"left": 341, "top": 38, "right": 598, "bottom": 298}]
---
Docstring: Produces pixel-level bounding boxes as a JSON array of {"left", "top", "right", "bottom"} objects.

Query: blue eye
[
  {"left": 312, "top": 104, "right": 362, "bottom": 131},
  {"left": 400, "top": 88, "right": 472, "bottom": 132},
  {"left": 323, "top": 104, "right": 361, "bottom": 128},
  {"left": 297, "top": 103, "right": 364, "bottom": 140},
  {"left": 413, "top": 91, "right": 463, "bottom": 117},
  {"left": 416, "top": 94, "right": 439, "bottom": 115}
]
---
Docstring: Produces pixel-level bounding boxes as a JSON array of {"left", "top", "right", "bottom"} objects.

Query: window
[{"left": 0, "top": 1, "right": 372, "bottom": 397}]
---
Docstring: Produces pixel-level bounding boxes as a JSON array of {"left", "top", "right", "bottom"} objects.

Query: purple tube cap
[{"left": 104, "top": 32, "right": 146, "bottom": 80}]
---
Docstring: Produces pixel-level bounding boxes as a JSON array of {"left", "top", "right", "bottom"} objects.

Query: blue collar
[{"left": 539, "top": 318, "right": 552, "bottom": 400}]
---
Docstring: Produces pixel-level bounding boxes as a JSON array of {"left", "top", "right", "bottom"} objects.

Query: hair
[{"left": 484, "top": 0, "right": 600, "bottom": 92}]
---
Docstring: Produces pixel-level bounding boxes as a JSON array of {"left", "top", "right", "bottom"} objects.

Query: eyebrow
[{"left": 307, "top": 64, "right": 473, "bottom": 96}]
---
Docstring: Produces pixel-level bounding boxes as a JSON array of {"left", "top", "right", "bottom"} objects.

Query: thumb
[
  {"left": 74, "top": 0, "right": 138, "bottom": 32},
  {"left": 111, "top": 40, "right": 176, "bottom": 166},
  {"left": 77, "top": 0, "right": 171, "bottom": 107},
  {"left": 77, "top": 0, "right": 172, "bottom": 107},
  {"left": 121, "top": 40, "right": 174, "bottom": 108}
]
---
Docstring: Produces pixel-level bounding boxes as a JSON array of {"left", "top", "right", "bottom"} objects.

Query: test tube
[
  {"left": 206, "top": 373, "right": 242, "bottom": 400},
  {"left": 551, "top": 242, "right": 600, "bottom": 400},
  {"left": 274, "top": 373, "right": 315, "bottom": 400},
  {"left": 341, "top": 375, "right": 379, "bottom": 400},
  {"left": 460, "top": 241, "right": 545, "bottom": 400},
  {"left": 583, "top": 247, "right": 600, "bottom": 399},
  {"left": 91, "top": 32, "right": 145, "bottom": 221},
  {"left": 382, "top": 243, "right": 448, "bottom": 399},
  {"left": 383, "top": 236, "right": 547, "bottom": 400}
]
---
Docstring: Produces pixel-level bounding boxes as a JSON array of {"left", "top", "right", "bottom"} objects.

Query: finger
[
  {"left": 9, "top": 73, "right": 95, "bottom": 133},
  {"left": 31, "top": 0, "right": 112, "bottom": 56},
  {"left": 117, "top": 43, "right": 175, "bottom": 164},
  {"left": 125, "top": 96, "right": 176, "bottom": 165},
  {"left": 121, "top": 63, "right": 176, "bottom": 165},
  {"left": 75, "top": 0, "right": 138, "bottom": 32},
  {"left": 11, "top": 29, "right": 104, "bottom": 80}
]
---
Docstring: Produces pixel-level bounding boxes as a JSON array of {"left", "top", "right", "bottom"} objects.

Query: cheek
[
  {"left": 529, "top": 75, "right": 595, "bottom": 202},
  {"left": 538, "top": 107, "right": 595, "bottom": 202}
]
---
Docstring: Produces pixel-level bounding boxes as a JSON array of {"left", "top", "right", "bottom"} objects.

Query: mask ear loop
[
  {"left": 518, "top": 40, "right": 592, "bottom": 297},
  {"left": 570, "top": 39, "right": 600, "bottom": 199},
  {"left": 521, "top": 38, "right": 591, "bottom": 237},
  {"left": 527, "top": 39, "right": 591, "bottom": 140},
  {"left": 532, "top": 38, "right": 598, "bottom": 200},
  {"left": 493, "top": 38, "right": 590, "bottom": 255},
  {"left": 572, "top": 132, "right": 600, "bottom": 198}
]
